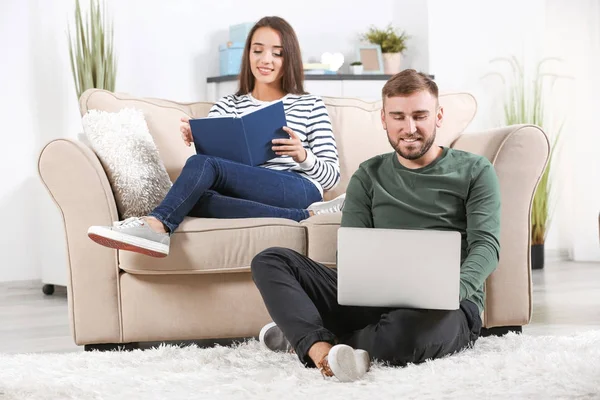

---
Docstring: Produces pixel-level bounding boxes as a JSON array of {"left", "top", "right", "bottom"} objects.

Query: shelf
[
  {"left": 207, "top": 74, "right": 401, "bottom": 83},
  {"left": 205, "top": 73, "right": 435, "bottom": 102}
]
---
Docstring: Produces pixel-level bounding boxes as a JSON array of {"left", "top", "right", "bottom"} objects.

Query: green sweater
[{"left": 340, "top": 147, "right": 501, "bottom": 313}]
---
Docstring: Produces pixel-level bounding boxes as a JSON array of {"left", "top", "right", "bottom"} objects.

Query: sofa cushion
[
  {"left": 118, "top": 217, "right": 306, "bottom": 274},
  {"left": 437, "top": 92, "right": 477, "bottom": 146},
  {"left": 300, "top": 213, "right": 342, "bottom": 266},
  {"left": 321, "top": 93, "right": 476, "bottom": 200},
  {"left": 79, "top": 89, "right": 214, "bottom": 182},
  {"left": 81, "top": 108, "right": 173, "bottom": 219}
]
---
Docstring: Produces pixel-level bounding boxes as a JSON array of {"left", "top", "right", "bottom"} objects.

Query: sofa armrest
[
  {"left": 452, "top": 125, "right": 550, "bottom": 328},
  {"left": 38, "top": 138, "right": 123, "bottom": 345}
]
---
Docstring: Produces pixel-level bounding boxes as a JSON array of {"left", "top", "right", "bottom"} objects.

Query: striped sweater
[{"left": 207, "top": 93, "right": 341, "bottom": 195}]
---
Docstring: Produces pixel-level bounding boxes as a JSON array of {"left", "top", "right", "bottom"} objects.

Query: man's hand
[
  {"left": 180, "top": 116, "right": 193, "bottom": 147},
  {"left": 272, "top": 127, "right": 307, "bottom": 163}
]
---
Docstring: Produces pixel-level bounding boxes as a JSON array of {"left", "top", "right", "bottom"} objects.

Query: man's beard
[{"left": 387, "top": 127, "right": 437, "bottom": 161}]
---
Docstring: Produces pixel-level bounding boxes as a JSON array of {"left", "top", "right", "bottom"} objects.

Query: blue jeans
[{"left": 149, "top": 154, "right": 322, "bottom": 233}]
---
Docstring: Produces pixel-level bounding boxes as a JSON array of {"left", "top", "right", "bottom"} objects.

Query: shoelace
[{"left": 113, "top": 217, "right": 144, "bottom": 228}]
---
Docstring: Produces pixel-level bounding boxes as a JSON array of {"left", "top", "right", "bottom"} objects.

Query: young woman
[{"left": 88, "top": 16, "right": 344, "bottom": 258}]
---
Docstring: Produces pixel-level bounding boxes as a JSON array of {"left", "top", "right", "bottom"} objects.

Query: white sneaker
[
  {"left": 323, "top": 344, "right": 370, "bottom": 382},
  {"left": 259, "top": 322, "right": 293, "bottom": 352},
  {"left": 307, "top": 193, "right": 346, "bottom": 215},
  {"left": 87, "top": 217, "right": 170, "bottom": 258}
]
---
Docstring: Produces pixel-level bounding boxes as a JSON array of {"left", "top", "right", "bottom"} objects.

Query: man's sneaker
[
  {"left": 318, "top": 344, "right": 370, "bottom": 382},
  {"left": 87, "top": 217, "right": 170, "bottom": 258},
  {"left": 259, "top": 322, "right": 293, "bottom": 352},
  {"left": 307, "top": 193, "right": 346, "bottom": 216}
]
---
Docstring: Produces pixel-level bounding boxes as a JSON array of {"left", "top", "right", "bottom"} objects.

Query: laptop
[{"left": 336, "top": 227, "right": 462, "bottom": 310}]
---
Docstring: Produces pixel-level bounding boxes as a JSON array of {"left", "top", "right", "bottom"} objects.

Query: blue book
[{"left": 189, "top": 100, "right": 288, "bottom": 166}]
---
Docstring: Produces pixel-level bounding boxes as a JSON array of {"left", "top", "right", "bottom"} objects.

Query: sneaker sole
[
  {"left": 259, "top": 322, "right": 278, "bottom": 348},
  {"left": 328, "top": 345, "right": 370, "bottom": 382},
  {"left": 87, "top": 226, "right": 169, "bottom": 258}
]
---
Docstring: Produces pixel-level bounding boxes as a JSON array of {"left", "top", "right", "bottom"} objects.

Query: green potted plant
[
  {"left": 67, "top": 0, "right": 117, "bottom": 99},
  {"left": 350, "top": 61, "right": 363, "bottom": 75},
  {"left": 488, "top": 56, "right": 570, "bottom": 269},
  {"left": 361, "top": 24, "right": 409, "bottom": 74}
]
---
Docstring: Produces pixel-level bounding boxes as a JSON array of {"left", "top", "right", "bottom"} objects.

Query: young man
[{"left": 251, "top": 69, "right": 501, "bottom": 382}]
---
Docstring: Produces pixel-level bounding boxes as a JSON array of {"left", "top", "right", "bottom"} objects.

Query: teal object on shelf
[
  {"left": 219, "top": 42, "right": 244, "bottom": 76},
  {"left": 229, "top": 22, "right": 255, "bottom": 44}
]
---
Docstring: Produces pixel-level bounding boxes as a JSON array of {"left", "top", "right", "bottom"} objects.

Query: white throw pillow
[{"left": 82, "top": 108, "right": 172, "bottom": 219}]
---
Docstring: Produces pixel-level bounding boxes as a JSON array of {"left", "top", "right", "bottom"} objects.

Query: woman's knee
[{"left": 184, "top": 153, "right": 215, "bottom": 169}]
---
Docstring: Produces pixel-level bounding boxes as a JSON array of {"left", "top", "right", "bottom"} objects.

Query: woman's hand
[
  {"left": 272, "top": 127, "right": 307, "bottom": 163},
  {"left": 180, "top": 116, "right": 193, "bottom": 147}
]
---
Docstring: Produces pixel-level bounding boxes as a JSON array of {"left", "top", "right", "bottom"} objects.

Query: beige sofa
[{"left": 38, "top": 89, "right": 550, "bottom": 350}]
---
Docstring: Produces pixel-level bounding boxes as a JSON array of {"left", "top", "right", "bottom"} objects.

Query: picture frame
[{"left": 356, "top": 45, "right": 384, "bottom": 74}]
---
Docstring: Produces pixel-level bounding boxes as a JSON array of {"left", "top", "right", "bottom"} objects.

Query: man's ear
[
  {"left": 381, "top": 108, "right": 387, "bottom": 130},
  {"left": 436, "top": 105, "right": 444, "bottom": 128}
]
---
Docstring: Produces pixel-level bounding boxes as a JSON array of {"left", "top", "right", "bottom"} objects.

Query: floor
[{"left": 1, "top": 260, "right": 599, "bottom": 354}]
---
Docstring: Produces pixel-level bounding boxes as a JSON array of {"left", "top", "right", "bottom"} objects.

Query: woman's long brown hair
[{"left": 236, "top": 16, "right": 306, "bottom": 96}]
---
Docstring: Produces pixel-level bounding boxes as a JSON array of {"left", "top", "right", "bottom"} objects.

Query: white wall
[
  {"left": 1, "top": 0, "right": 87, "bottom": 285},
  {"left": 434, "top": 0, "right": 569, "bottom": 247},
  {"left": 0, "top": 1, "right": 41, "bottom": 282},
  {"left": 1, "top": 0, "right": 412, "bottom": 282},
  {"left": 393, "top": 0, "right": 430, "bottom": 74},
  {"left": 32, "top": 0, "right": 85, "bottom": 286},
  {"left": 3, "top": 0, "right": 597, "bottom": 283},
  {"left": 427, "top": 0, "right": 547, "bottom": 132},
  {"left": 544, "top": 0, "right": 600, "bottom": 261},
  {"left": 425, "top": 0, "right": 600, "bottom": 260},
  {"left": 107, "top": 0, "right": 398, "bottom": 102}
]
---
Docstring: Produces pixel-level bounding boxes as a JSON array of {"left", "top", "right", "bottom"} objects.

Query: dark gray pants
[{"left": 251, "top": 247, "right": 482, "bottom": 367}]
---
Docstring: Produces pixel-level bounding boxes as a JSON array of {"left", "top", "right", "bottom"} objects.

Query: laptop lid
[{"left": 337, "top": 227, "right": 461, "bottom": 310}]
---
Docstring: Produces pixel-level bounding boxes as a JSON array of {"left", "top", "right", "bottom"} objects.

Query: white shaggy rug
[{"left": 1, "top": 331, "right": 599, "bottom": 400}]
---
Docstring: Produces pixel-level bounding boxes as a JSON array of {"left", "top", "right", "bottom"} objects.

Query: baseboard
[
  {"left": 0, "top": 279, "right": 42, "bottom": 288},
  {"left": 545, "top": 248, "right": 570, "bottom": 262}
]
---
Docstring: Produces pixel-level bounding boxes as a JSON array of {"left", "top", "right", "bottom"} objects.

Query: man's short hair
[{"left": 381, "top": 69, "right": 439, "bottom": 102}]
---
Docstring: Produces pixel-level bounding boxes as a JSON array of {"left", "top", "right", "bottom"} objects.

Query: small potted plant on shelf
[
  {"left": 361, "top": 24, "right": 409, "bottom": 74},
  {"left": 350, "top": 61, "right": 363, "bottom": 75}
]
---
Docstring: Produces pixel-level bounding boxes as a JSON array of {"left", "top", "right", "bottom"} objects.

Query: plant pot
[
  {"left": 350, "top": 65, "right": 363, "bottom": 75},
  {"left": 531, "top": 244, "right": 544, "bottom": 270},
  {"left": 382, "top": 52, "right": 403, "bottom": 74}
]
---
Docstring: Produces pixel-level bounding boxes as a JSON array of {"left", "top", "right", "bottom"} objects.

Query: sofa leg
[
  {"left": 84, "top": 342, "right": 140, "bottom": 352},
  {"left": 42, "top": 284, "right": 55, "bottom": 295},
  {"left": 480, "top": 325, "right": 522, "bottom": 337}
]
